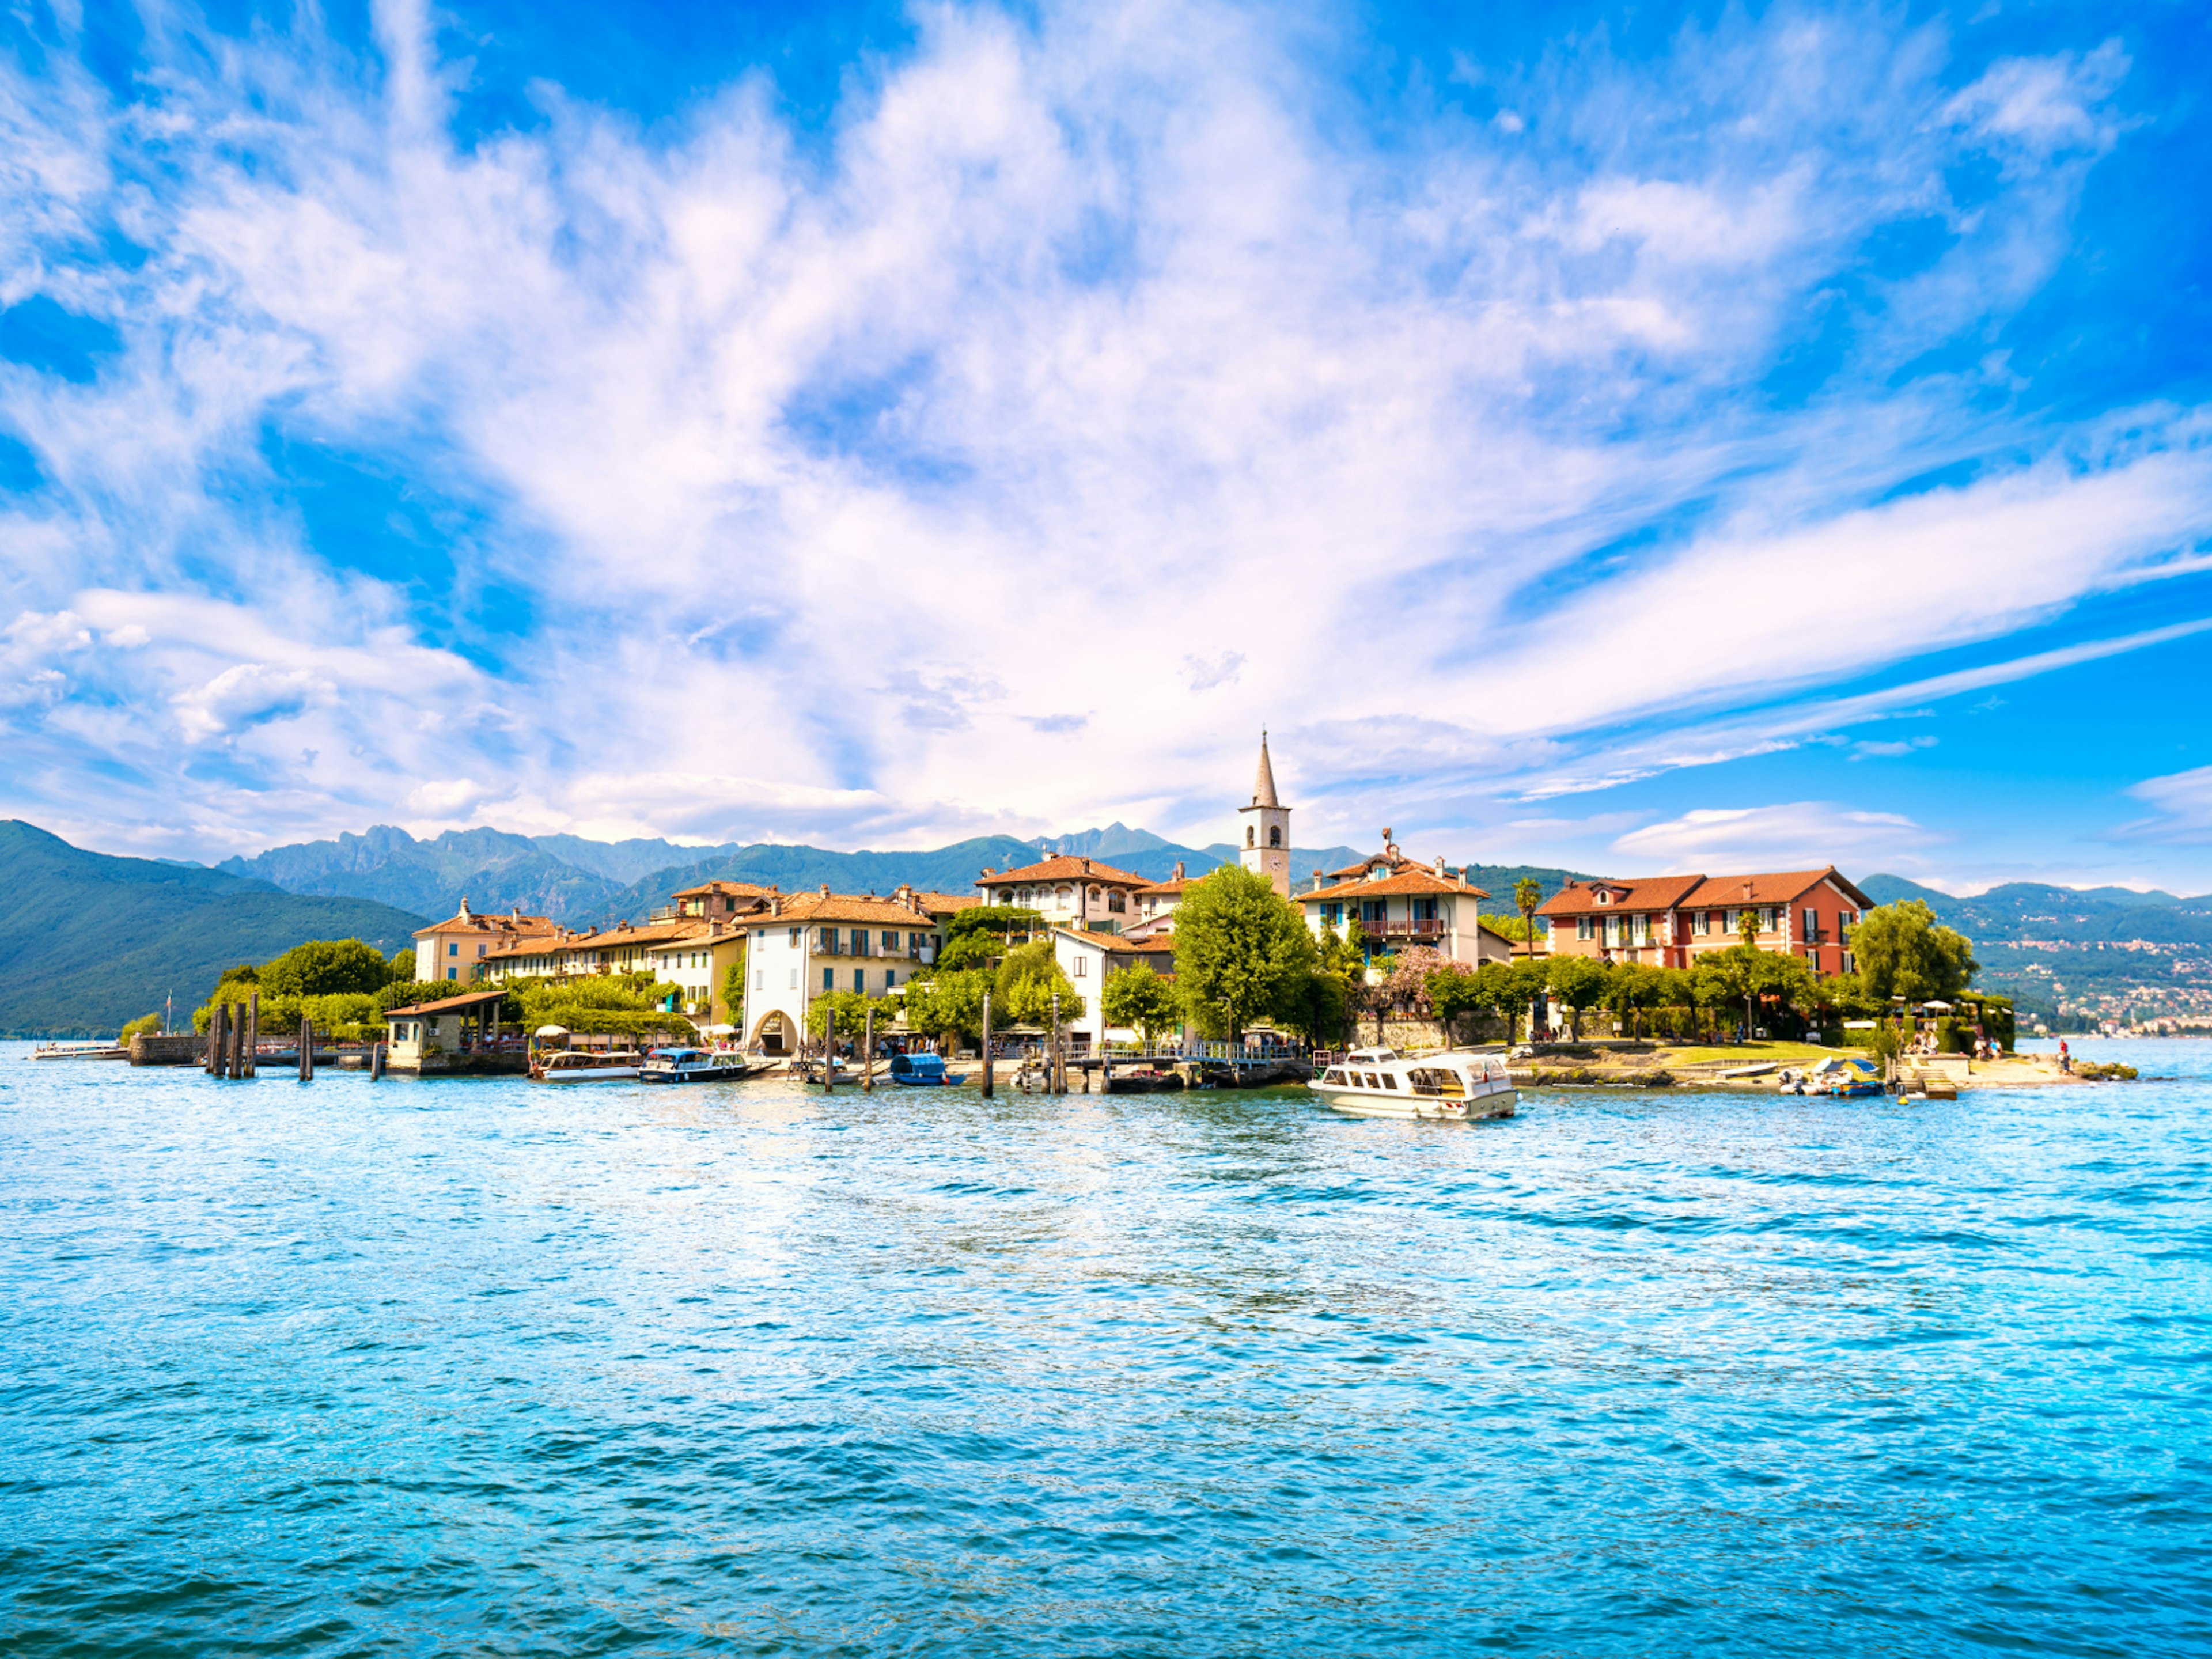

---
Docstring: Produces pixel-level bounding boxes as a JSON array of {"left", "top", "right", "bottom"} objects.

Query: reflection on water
[{"left": 2, "top": 1042, "right": 2210, "bottom": 1655}]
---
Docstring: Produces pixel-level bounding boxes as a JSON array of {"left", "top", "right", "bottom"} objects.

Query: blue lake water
[{"left": 3, "top": 1038, "right": 2210, "bottom": 1656}]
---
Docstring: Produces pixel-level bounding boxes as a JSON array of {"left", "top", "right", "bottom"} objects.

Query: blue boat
[{"left": 888, "top": 1052, "right": 952, "bottom": 1086}]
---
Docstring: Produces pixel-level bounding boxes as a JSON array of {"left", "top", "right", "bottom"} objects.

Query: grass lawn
[{"left": 1641, "top": 1041, "right": 1866, "bottom": 1067}]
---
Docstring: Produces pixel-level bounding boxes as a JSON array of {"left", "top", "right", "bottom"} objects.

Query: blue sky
[{"left": 4, "top": 0, "right": 2212, "bottom": 893}]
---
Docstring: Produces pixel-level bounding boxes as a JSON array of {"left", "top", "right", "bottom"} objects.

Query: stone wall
[{"left": 129, "top": 1033, "right": 204, "bottom": 1066}]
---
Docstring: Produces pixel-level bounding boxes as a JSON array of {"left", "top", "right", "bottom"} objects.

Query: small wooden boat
[{"left": 1309, "top": 1046, "right": 1516, "bottom": 1120}]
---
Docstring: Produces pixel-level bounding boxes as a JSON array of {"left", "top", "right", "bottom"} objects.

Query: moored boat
[
  {"left": 638, "top": 1047, "right": 753, "bottom": 1084},
  {"left": 29, "top": 1040, "right": 130, "bottom": 1062},
  {"left": 532, "top": 1048, "right": 644, "bottom": 1083},
  {"left": 1309, "top": 1046, "right": 1516, "bottom": 1120},
  {"left": 888, "top": 1052, "right": 953, "bottom": 1086}
]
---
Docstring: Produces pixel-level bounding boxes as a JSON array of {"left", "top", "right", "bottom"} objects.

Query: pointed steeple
[{"left": 1251, "top": 730, "right": 1281, "bottom": 809}]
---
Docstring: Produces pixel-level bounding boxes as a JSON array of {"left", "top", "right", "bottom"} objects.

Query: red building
[{"left": 1537, "top": 866, "right": 1873, "bottom": 978}]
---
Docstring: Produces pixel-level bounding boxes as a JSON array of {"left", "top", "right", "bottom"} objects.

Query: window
[
  {"left": 447, "top": 967, "right": 457, "bottom": 980},
  {"left": 1595, "top": 889, "right": 1611, "bottom": 905},
  {"left": 755, "top": 970, "right": 763, "bottom": 990},
  {"left": 1603, "top": 915, "right": 1619, "bottom": 947},
  {"left": 882, "top": 931, "right": 897, "bottom": 948},
  {"left": 1246, "top": 826, "right": 1256, "bottom": 848},
  {"left": 448, "top": 942, "right": 459, "bottom": 956},
  {"left": 1073, "top": 955, "right": 1087, "bottom": 977},
  {"left": 1268, "top": 825, "right": 1281, "bottom": 847},
  {"left": 789, "top": 968, "right": 798, "bottom": 989},
  {"left": 1362, "top": 899, "right": 1386, "bottom": 923},
  {"left": 885, "top": 970, "right": 896, "bottom": 990},
  {"left": 1577, "top": 916, "right": 1592, "bottom": 940},
  {"left": 789, "top": 927, "right": 802, "bottom": 948},
  {"left": 1056, "top": 885, "right": 1072, "bottom": 904},
  {"left": 1804, "top": 907, "right": 1819, "bottom": 936},
  {"left": 1108, "top": 892, "right": 1126, "bottom": 914},
  {"left": 853, "top": 969, "right": 864, "bottom": 992},
  {"left": 823, "top": 968, "right": 834, "bottom": 990},
  {"left": 477, "top": 942, "right": 486, "bottom": 956},
  {"left": 1324, "top": 903, "right": 1342, "bottom": 926}
]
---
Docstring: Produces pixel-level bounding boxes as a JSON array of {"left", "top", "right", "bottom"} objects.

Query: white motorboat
[
  {"left": 532, "top": 1048, "right": 644, "bottom": 1083},
  {"left": 638, "top": 1047, "right": 753, "bottom": 1084},
  {"left": 1310, "top": 1046, "right": 1516, "bottom": 1120},
  {"left": 29, "top": 1040, "right": 130, "bottom": 1062}
]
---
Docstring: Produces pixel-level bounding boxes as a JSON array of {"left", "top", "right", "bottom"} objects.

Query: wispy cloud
[{"left": 0, "top": 0, "right": 2190, "bottom": 869}]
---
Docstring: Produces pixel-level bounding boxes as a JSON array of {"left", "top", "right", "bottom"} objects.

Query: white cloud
[
  {"left": 2119, "top": 766, "right": 2212, "bottom": 845},
  {"left": 172, "top": 663, "right": 336, "bottom": 743},
  {"left": 0, "top": 2, "right": 2177, "bottom": 865},
  {"left": 1612, "top": 803, "right": 1934, "bottom": 872}
]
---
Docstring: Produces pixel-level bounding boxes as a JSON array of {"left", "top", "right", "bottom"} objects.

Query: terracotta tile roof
[
  {"left": 385, "top": 988, "right": 509, "bottom": 1017},
  {"left": 1052, "top": 927, "right": 1177, "bottom": 954},
  {"left": 1536, "top": 875, "right": 1705, "bottom": 918},
  {"left": 414, "top": 909, "right": 555, "bottom": 938},
  {"left": 1537, "top": 868, "right": 1872, "bottom": 917},
  {"left": 912, "top": 891, "right": 982, "bottom": 914},
  {"left": 669, "top": 879, "right": 778, "bottom": 902},
  {"left": 1680, "top": 868, "right": 1872, "bottom": 911},
  {"left": 483, "top": 919, "right": 710, "bottom": 961},
  {"left": 1299, "top": 869, "right": 1493, "bottom": 903},
  {"left": 977, "top": 855, "right": 1151, "bottom": 889},
  {"left": 1135, "top": 877, "right": 1196, "bottom": 897},
  {"left": 751, "top": 891, "right": 952, "bottom": 927}
]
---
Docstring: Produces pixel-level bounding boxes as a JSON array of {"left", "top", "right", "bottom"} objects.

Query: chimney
[
  {"left": 1435, "top": 854, "right": 1446, "bottom": 876},
  {"left": 770, "top": 896, "right": 782, "bottom": 918},
  {"left": 819, "top": 882, "right": 831, "bottom": 898},
  {"left": 1082, "top": 858, "right": 1092, "bottom": 873},
  {"left": 459, "top": 895, "right": 472, "bottom": 921},
  {"left": 1173, "top": 861, "right": 1185, "bottom": 881}
]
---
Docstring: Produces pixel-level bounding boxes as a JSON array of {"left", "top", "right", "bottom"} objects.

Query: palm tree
[{"left": 1513, "top": 878, "right": 1543, "bottom": 960}]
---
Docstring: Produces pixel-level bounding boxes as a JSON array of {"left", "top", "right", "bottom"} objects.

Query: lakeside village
[{"left": 96, "top": 739, "right": 2133, "bottom": 1094}]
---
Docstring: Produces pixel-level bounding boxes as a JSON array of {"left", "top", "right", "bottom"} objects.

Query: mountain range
[
  {"left": 1859, "top": 875, "right": 2212, "bottom": 1027},
  {"left": 0, "top": 821, "right": 425, "bottom": 1037},
  {"left": 35, "top": 810, "right": 2205, "bottom": 1039},
  {"left": 217, "top": 821, "right": 1399, "bottom": 927}
]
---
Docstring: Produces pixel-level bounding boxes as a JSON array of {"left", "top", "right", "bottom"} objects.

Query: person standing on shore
[{"left": 2059, "top": 1039, "right": 2071, "bottom": 1074}]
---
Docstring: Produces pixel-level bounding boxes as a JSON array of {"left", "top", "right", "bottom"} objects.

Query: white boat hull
[
  {"left": 537, "top": 1065, "right": 641, "bottom": 1083},
  {"left": 1312, "top": 1085, "right": 1516, "bottom": 1120}
]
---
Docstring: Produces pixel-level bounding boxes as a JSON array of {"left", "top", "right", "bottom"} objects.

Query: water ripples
[{"left": 3, "top": 1040, "right": 2210, "bottom": 1654}]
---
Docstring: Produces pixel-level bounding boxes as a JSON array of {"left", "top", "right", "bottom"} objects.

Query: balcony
[{"left": 1366, "top": 918, "right": 1446, "bottom": 940}]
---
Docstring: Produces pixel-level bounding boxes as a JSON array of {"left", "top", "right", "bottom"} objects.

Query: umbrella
[
  {"left": 700, "top": 1023, "right": 737, "bottom": 1036},
  {"left": 535, "top": 1024, "right": 570, "bottom": 1037},
  {"left": 1920, "top": 1001, "right": 1953, "bottom": 1013}
]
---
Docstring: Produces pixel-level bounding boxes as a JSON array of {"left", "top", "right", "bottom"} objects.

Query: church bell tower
[{"left": 1238, "top": 732, "right": 1291, "bottom": 896}]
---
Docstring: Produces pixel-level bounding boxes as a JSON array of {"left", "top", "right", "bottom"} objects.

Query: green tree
[
  {"left": 1546, "top": 953, "right": 1611, "bottom": 1038},
  {"left": 1738, "top": 907, "right": 1762, "bottom": 950},
  {"left": 389, "top": 946, "right": 416, "bottom": 981},
  {"left": 1102, "top": 963, "right": 1180, "bottom": 1044},
  {"left": 900, "top": 968, "right": 993, "bottom": 1048},
  {"left": 120, "top": 1012, "right": 162, "bottom": 1041},
  {"left": 259, "top": 938, "right": 397, "bottom": 997},
  {"left": 1430, "top": 960, "right": 1522, "bottom": 1043},
  {"left": 1171, "top": 866, "right": 1316, "bottom": 1041},
  {"left": 806, "top": 990, "right": 889, "bottom": 1041},
  {"left": 1849, "top": 900, "right": 1979, "bottom": 1005},
  {"left": 1603, "top": 962, "right": 1668, "bottom": 1039},
  {"left": 946, "top": 905, "right": 1047, "bottom": 945},
  {"left": 1513, "top": 879, "right": 1544, "bottom": 959},
  {"left": 994, "top": 940, "right": 1086, "bottom": 1025},
  {"left": 718, "top": 948, "right": 748, "bottom": 1024}
]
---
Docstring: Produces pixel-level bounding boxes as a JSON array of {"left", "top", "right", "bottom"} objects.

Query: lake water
[{"left": 3, "top": 1039, "right": 2209, "bottom": 1656}]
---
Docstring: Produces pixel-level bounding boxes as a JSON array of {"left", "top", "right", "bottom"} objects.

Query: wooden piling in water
[
  {"left": 206, "top": 1003, "right": 224, "bottom": 1075},
  {"left": 228, "top": 1003, "right": 244, "bottom": 1079},
  {"left": 370, "top": 1040, "right": 384, "bottom": 1081},
  {"left": 244, "top": 993, "right": 259, "bottom": 1078},
  {"left": 862, "top": 1007, "right": 874, "bottom": 1093},
  {"left": 980, "top": 992, "right": 994, "bottom": 1099},
  {"left": 1050, "top": 994, "right": 1062, "bottom": 1094},
  {"left": 300, "top": 1016, "right": 315, "bottom": 1081}
]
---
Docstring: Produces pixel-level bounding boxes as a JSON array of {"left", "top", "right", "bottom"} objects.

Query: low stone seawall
[{"left": 130, "top": 1033, "right": 204, "bottom": 1066}]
